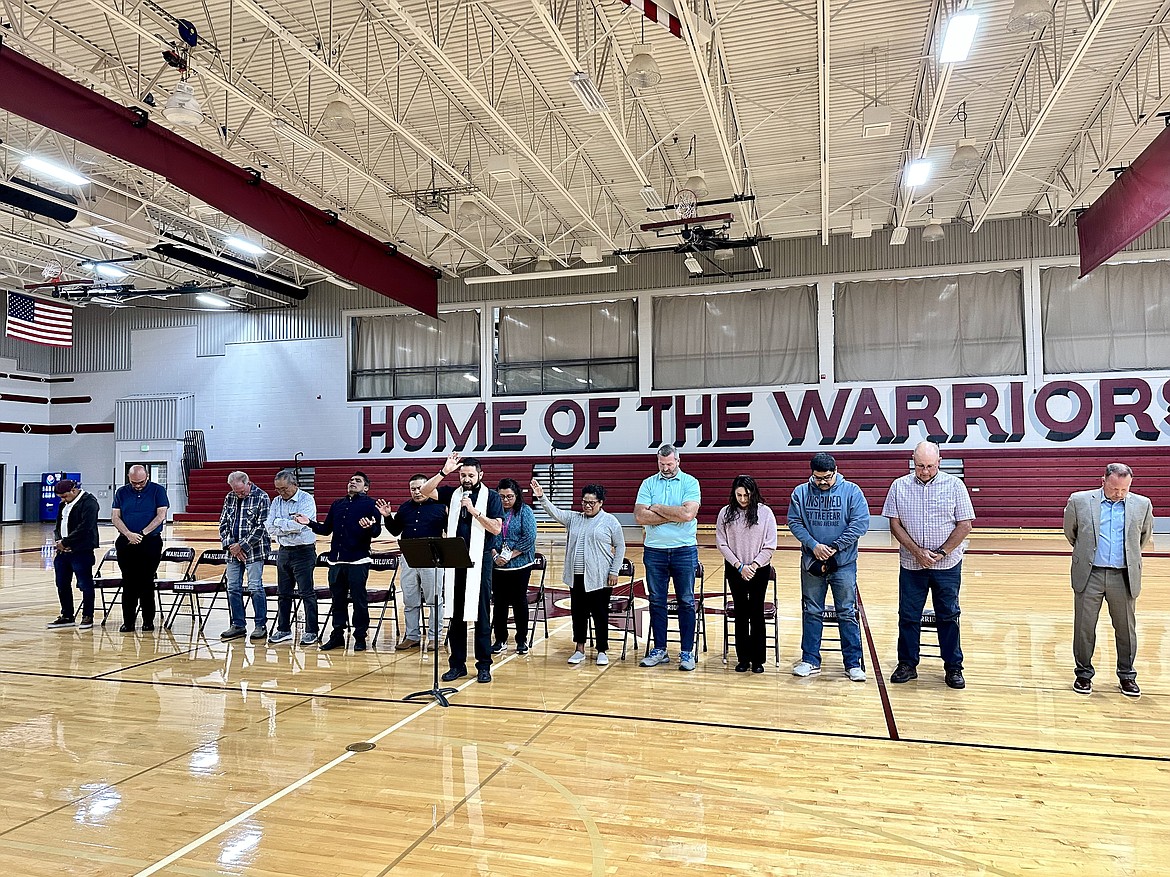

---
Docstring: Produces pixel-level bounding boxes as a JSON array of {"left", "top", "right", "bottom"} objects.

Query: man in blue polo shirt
[
  {"left": 635, "top": 444, "right": 701, "bottom": 671},
  {"left": 110, "top": 464, "right": 170, "bottom": 633}
]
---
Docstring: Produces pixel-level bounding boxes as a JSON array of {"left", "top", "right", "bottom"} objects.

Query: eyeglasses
[
  {"left": 811, "top": 473, "right": 836, "bottom": 482},
  {"left": 581, "top": 499, "right": 600, "bottom": 507},
  {"left": 129, "top": 479, "right": 148, "bottom": 487}
]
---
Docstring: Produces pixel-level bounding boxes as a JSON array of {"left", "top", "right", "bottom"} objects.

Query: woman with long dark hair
[
  {"left": 715, "top": 474, "right": 777, "bottom": 673},
  {"left": 490, "top": 478, "right": 538, "bottom": 655}
]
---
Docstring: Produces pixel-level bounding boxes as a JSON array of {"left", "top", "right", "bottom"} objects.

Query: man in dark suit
[
  {"left": 47, "top": 478, "right": 101, "bottom": 630},
  {"left": 1064, "top": 463, "right": 1155, "bottom": 698}
]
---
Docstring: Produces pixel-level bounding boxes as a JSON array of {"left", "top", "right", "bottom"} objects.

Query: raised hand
[
  {"left": 375, "top": 498, "right": 394, "bottom": 516},
  {"left": 441, "top": 450, "right": 462, "bottom": 476},
  {"left": 529, "top": 478, "right": 544, "bottom": 499}
]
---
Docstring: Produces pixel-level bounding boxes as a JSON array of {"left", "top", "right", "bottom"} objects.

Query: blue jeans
[
  {"left": 799, "top": 562, "right": 862, "bottom": 669},
  {"left": 54, "top": 549, "right": 95, "bottom": 619},
  {"left": 898, "top": 563, "right": 963, "bottom": 671},
  {"left": 226, "top": 557, "right": 266, "bottom": 630},
  {"left": 644, "top": 545, "right": 697, "bottom": 653}
]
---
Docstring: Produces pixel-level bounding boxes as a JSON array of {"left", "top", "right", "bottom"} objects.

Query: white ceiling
[{"left": 1, "top": 0, "right": 1168, "bottom": 306}]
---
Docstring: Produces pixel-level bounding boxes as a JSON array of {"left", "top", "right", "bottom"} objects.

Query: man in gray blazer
[{"left": 1063, "top": 463, "right": 1154, "bottom": 698}]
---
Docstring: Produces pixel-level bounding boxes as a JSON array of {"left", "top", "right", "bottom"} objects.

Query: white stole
[{"left": 444, "top": 486, "right": 489, "bottom": 621}]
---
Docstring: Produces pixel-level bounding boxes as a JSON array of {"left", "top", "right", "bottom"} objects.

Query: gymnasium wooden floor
[{"left": 0, "top": 522, "right": 1166, "bottom": 876}]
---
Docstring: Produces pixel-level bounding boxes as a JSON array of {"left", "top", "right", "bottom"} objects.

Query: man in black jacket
[
  {"left": 47, "top": 478, "right": 101, "bottom": 630},
  {"left": 294, "top": 472, "right": 381, "bottom": 652}
]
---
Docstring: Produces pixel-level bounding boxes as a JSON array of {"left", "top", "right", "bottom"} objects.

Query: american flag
[{"left": 6, "top": 292, "right": 73, "bottom": 347}]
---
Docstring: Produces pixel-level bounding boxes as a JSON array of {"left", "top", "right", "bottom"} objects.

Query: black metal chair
[
  {"left": 164, "top": 548, "right": 229, "bottom": 633},
  {"left": 591, "top": 558, "right": 639, "bottom": 661},
  {"left": 525, "top": 553, "right": 549, "bottom": 645},
  {"left": 721, "top": 566, "right": 780, "bottom": 666},
  {"left": 644, "top": 560, "right": 707, "bottom": 656}
]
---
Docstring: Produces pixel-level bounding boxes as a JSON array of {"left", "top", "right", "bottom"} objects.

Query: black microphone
[{"left": 460, "top": 488, "right": 471, "bottom": 521}]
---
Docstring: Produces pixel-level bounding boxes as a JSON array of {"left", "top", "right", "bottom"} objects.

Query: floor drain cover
[{"left": 346, "top": 742, "right": 376, "bottom": 752}]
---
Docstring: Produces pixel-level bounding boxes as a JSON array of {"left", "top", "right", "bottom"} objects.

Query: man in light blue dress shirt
[
  {"left": 634, "top": 444, "right": 701, "bottom": 672},
  {"left": 1064, "top": 463, "right": 1154, "bottom": 698},
  {"left": 266, "top": 468, "right": 319, "bottom": 646}
]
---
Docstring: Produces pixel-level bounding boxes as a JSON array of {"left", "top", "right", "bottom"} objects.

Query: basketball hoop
[{"left": 676, "top": 189, "right": 698, "bottom": 220}]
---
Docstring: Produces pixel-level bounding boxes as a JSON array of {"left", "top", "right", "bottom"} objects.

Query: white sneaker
[
  {"left": 596, "top": 652, "right": 609, "bottom": 666},
  {"left": 792, "top": 661, "right": 820, "bottom": 677},
  {"left": 639, "top": 648, "right": 670, "bottom": 667},
  {"left": 847, "top": 666, "right": 867, "bottom": 682},
  {"left": 567, "top": 650, "right": 586, "bottom": 664}
]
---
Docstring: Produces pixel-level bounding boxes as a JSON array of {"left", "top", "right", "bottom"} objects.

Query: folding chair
[
  {"left": 919, "top": 610, "right": 943, "bottom": 660},
  {"left": 93, "top": 547, "right": 121, "bottom": 623},
  {"left": 526, "top": 553, "right": 549, "bottom": 645},
  {"left": 591, "top": 558, "right": 639, "bottom": 661},
  {"left": 262, "top": 553, "right": 330, "bottom": 634},
  {"left": 644, "top": 560, "right": 707, "bottom": 656},
  {"left": 366, "top": 552, "right": 401, "bottom": 647},
  {"left": 165, "top": 548, "right": 229, "bottom": 633},
  {"left": 98, "top": 546, "right": 197, "bottom": 626},
  {"left": 721, "top": 566, "right": 780, "bottom": 666},
  {"left": 820, "top": 601, "right": 866, "bottom": 669}
]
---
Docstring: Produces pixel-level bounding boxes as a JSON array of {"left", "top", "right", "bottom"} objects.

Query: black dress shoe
[
  {"left": 141, "top": 623, "right": 155, "bottom": 632},
  {"left": 353, "top": 638, "right": 367, "bottom": 652},
  {"left": 751, "top": 664, "right": 765, "bottom": 674},
  {"left": 118, "top": 623, "right": 134, "bottom": 633},
  {"left": 890, "top": 663, "right": 918, "bottom": 683},
  {"left": 320, "top": 637, "right": 346, "bottom": 652},
  {"left": 441, "top": 667, "right": 467, "bottom": 682},
  {"left": 1073, "top": 677, "right": 1092, "bottom": 695},
  {"left": 1119, "top": 679, "right": 1141, "bottom": 698},
  {"left": 734, "top": 661, "right": 750, "bottom": 673},
  {"left": 477, "top": 668, "right": 492, "bottom": 683},
  {"left": 945, "top": 669, "right": 966, "bottom": 689}
]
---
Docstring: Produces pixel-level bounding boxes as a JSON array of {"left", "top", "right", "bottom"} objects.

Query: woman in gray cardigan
[{"left": 530, "top": 478, "right": 625, "bottom": 666}]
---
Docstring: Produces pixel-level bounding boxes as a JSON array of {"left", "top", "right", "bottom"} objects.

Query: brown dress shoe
[
  {"left": 395, "top": 638, "right": 420, "bottom": 650},
  {"left": 1119, "top": 679, "right": 1141, "bottom": 698}
]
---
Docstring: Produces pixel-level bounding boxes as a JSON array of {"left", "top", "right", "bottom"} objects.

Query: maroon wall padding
[
  {"left": 177, "top": 447, "right": 1170, "bottom": 528},
  {"left": 1077, "top": 124, "right": 1170, "bottom": 277},
  {"left": 0, "top": 44, "right": 438, "bottom": 316}
]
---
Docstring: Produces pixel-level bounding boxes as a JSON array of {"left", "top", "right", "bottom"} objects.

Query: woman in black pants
[
  {"left": 715, "top": 475, "right": 777, "bottom": 673},
  {"left": 530, "top": 479, "right": 626, "bottom": 666},
  {"left": 490, "top": 478, "right": 538, "bottom": 655}
]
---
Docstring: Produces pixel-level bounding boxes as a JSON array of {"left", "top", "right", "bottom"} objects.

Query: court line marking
[
  {"left": 131, "top": 620, "right": 572, "bottom": 877},
  {"left": 855, "top": 585, "right": 899, "bottom": 740}
]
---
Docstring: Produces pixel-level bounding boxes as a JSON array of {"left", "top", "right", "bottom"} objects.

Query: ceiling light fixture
[
  {"left": 463, "top": 265, "right": 617, "bottom": 285},
  {"left": 903, "top": 159, "right": 933, "bottom": 188},
  {"left": 684, "top": 169, "right": 709, "bottom": 199},
  {"left": 1007, "top": 0, "right": 1054, "bottom": 33},
  {"left": 197, "top": 293, "right": 232, "bottom": 307},
  {"left": 87, "top": 263, "right": 129, "bottom": 280},
  {"left": 683, "top": 254, "right": 703, "bottom": 274},
  {"left": 272, "top": 119, "right": 321, "bottom": 152},
  {"left": 164, "top": 81, "right": 204, "bottom": 127},
  {"left": 850, "top": 218, "right": 873, "bottom": 239},
  {"left": 640, "top": 186, "right": 666, "bottom": 210},
  {"left": 321, "top": 92, "right": 356, "bottom": 130},
  {"left": 890, "top": 226, "right": 910, "bottom": 246},
  {"left": 224, "top": 236, "right": 267, "bottom": 256},
  {"left": 415, "top": 212, "right": 450, "bottom": 235},
  {"left": 713, "top": 248, "right": 735, "bottom": 262},
  {"left": 569, "top": 71, "right": 609, "bottom": 114},
  {"left": 951, "top": 138, "right": 981, "bottom": 170},
  {"left": 939, "top": 10, "right": 980, "bottom": 64},
  {"left": 486, "top": 154, "right": 521, "bottom": 182},
  {"left": 922, "top": 221, "right": 946, "bottom": 243},
  {"left": 580, "top": 245, "right": 602, "bottom": 264},
  {"left": 457, "top": 196, "right": 486, "bottom": 224},
  {"left": 626, "top": 43, "right": 661, "bottom": 89},
  {"left": 19, "top": 156, "right": 90, "bottom": 187},
  {"left": 535, "top": 255, "right": 554, "bottom": 272}
]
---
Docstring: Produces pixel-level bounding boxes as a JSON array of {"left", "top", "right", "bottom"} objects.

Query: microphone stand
[{"left": 400, "top": 536, "right": 471, "bottom": 708}]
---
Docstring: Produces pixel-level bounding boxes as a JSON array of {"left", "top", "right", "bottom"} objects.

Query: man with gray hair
[
  {"left": 266, "top": 468, "right": 319, "bottom": 646},
  {"left": 634, "top": 443, "right": 701, "bottom": 672},
  {"left": 1064, "top": 462, "right": 1154, "bottom": 698},
  {"left": 218, "top": 471, "right": 270, "bottom": 641}
]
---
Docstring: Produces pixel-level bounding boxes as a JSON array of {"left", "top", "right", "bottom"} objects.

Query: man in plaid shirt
[
  {"left": 882, "top": 441, "right": 975, "bottom": 690},
  {"left": 218, "top": 471, "right": 272, "bottom": 641}
]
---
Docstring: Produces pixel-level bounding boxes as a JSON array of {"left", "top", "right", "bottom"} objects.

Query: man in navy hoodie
[{"left": 787, "top": 453, "right": 870, "bottom": 681}]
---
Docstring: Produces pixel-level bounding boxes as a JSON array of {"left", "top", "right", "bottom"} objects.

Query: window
[
  {"left": 349, "top": 310, "right": 480, "bottom": 401},
  {"left": 495, "top": 300, "right": 637, "bottom": 395},
  {"left": 652, "top": 286, "right": 817, "bottom": 389},
  {"left": 835, "top": 271, "right": 1024, "bottom": 381},
  {"left": 1042, "top": 262, "right": 1170, "bottom": 373}
]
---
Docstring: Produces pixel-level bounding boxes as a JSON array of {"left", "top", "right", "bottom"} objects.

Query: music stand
[{"left": 399, "top": 537, "right": 472, "bottom": 708}]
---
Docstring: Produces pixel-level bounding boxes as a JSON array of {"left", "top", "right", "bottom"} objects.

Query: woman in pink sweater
[{"left": 715, "top": 475, "right": 777, "bottom": 673}]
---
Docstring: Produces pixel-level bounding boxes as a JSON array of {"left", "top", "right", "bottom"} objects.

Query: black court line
[
  {"left": 90, "top": 645, "right": 205, "bottom": 678},
  {"left": 855, "top": 585, "right": 899, "bottom": 741},
  {"left": 29, "top": 667, "right": 1166, "bottom": 765}
]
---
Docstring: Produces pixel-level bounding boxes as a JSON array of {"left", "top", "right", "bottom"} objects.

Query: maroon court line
[{"left": 855, "top": 584, "right": 899, "bottom": 741}]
